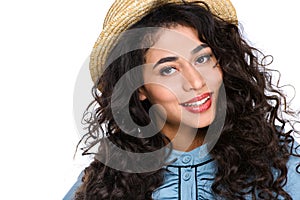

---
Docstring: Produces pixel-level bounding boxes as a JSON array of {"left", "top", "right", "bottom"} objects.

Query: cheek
[
  {"left": 216, "top": 68, "right": 223, "bottom": 87},
  {"left": 206, "top": 67, "right": 223, "bottom": 89},
  {"left": 144, "top": 84, "right": 178, "bottom": 104}
]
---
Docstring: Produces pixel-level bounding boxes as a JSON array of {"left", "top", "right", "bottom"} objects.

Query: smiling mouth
[
  {"left": 181, "top": 95, "right": 210, "bottom": 107},
  {"left": 180, "top": 92, "right": 212, "bottom": 113}
]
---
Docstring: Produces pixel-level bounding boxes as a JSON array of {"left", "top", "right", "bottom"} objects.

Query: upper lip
[{"left": 180, "top": 92, "right": 212, "bottom": 104}]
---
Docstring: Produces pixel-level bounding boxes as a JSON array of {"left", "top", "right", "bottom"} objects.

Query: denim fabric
[
  {"left": 63, "top": 171, "right": 84, "bottom": 200},
  {"left": 63, "top": 144, "right": 300, "bottom": 200}
]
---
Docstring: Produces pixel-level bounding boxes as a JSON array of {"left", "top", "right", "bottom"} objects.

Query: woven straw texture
[{"left": 90, "top": 0, "right": 237, "bottom": 83}]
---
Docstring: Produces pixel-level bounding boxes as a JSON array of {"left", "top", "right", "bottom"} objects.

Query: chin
[
  {"left": 193, "top": 109, "right": 216, "bottom": 128},
  {"left": 183, "top": 115, "right": 215, "bottom": 129}
]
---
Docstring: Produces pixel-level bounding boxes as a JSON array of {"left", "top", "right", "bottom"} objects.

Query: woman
[{"left": 65, "top": 0, "right": 300, "bottom": 199}]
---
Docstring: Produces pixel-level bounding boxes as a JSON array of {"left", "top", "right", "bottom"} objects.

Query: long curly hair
[{"left": 75, "top": 2, "right": 300, "bottom": 199}]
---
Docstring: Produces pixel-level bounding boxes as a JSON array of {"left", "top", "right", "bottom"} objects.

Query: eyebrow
[
  {"left": 153, "top": 56, "right": 178, "bottom": 69},
  {"left": 152, "top": 44, "right": 209, "bottom": 69},
  {"left": 191, "top": 43, "right": 209, "bottom": 54}
]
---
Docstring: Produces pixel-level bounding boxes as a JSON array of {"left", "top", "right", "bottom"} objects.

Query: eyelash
[
  {"left": 195, "top": 54, "right": 212, "bottom": 65},
  {"left": 159, "top": 66, "right": 177, "bottom": 76},
  {"left": 158, "top": 54, "right": 213, "bottom": 76}
]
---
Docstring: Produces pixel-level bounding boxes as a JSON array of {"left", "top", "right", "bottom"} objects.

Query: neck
[{"left": 162, "top": 125, "right": 207, "bottom": 152}]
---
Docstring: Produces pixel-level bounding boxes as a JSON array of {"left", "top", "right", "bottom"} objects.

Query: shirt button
[
  {"left": 182, "top": 155, "right": 192, "bottom": 164},
  {"left": 183, "top": 172, "right": 191, "bottom": 181}
]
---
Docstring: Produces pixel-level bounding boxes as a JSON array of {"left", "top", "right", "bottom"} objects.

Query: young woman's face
[{"left": 139, "top": 25, "right": 223, "bottom": 135}]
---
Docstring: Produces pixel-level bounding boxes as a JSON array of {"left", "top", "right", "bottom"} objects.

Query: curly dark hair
[{"left": 74, "top": 2, "right": 300, "bottom": 199}]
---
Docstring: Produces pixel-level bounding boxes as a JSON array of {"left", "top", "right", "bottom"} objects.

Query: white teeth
[{"left": 182, "top": 96, "right": 210, "bottom": 107}]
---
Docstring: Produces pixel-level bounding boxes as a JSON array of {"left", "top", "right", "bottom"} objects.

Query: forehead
[{"left": 147, "top": 25, "right": 205, "bottom": 59}]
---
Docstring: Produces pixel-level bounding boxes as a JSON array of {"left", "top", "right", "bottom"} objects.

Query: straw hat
[{"left": 90, "top": 0, "right": 237, "bottom": 83}]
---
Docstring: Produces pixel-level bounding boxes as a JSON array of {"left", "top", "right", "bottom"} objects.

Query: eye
[
  {"left": 159, "top": 66, "right": 177, "bottom": 76},
  {"left": 195, "top": 54, "right": 212, "bottom": 65}
]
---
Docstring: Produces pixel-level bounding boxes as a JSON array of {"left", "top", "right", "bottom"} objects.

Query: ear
[{"left": 138, "top": 87, "right": 148, "bottom": 101}]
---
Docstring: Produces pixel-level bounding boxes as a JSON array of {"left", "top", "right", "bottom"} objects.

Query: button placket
[
  {"left": 183, "top": 171, "right": 191, "bottom": 181},
  {"left": 180, "top": 168, "right": 194, "bottom": 199}
]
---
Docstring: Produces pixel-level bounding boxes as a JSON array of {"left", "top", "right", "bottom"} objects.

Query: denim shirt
[
  {"left": 151, "top": 144, "right": 300, "bottom": 199},
  {"left": 151, "top": 145, "right": 216, "bottom": 200},
  {"left": 64, "top": 144, "right": 300, "bottom": 200}
]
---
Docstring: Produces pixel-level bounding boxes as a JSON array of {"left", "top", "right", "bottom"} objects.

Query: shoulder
[
  {"left": 63, "top": 171, "right": 84, "bottom": 200},
  {"left": 284, "top": 141, "right": 300, "bottom": 199},
  {"left": 62, "top": 158, "right": 105, "bottom": 199}
]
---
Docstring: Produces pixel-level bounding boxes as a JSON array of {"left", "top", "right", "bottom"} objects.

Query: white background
[{"left": 0, "top": 0, "right": 299, "bottom": 199}]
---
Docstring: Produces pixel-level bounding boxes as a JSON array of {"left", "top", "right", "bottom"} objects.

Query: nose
[{"left": 182, "top": 62, "right": 206, "bottom": 91}]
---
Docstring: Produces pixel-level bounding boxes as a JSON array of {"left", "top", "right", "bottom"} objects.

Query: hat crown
[{"left": 90, "top": 0, "right": 237, "bottom": 83}]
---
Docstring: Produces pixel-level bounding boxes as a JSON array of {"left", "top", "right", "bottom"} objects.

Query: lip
[
  {"left": 180, "top": 92, "right": 213, "bottom": 113},
  {"left": 181, "top": 92, "right": 212, "bottom": 104}
]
